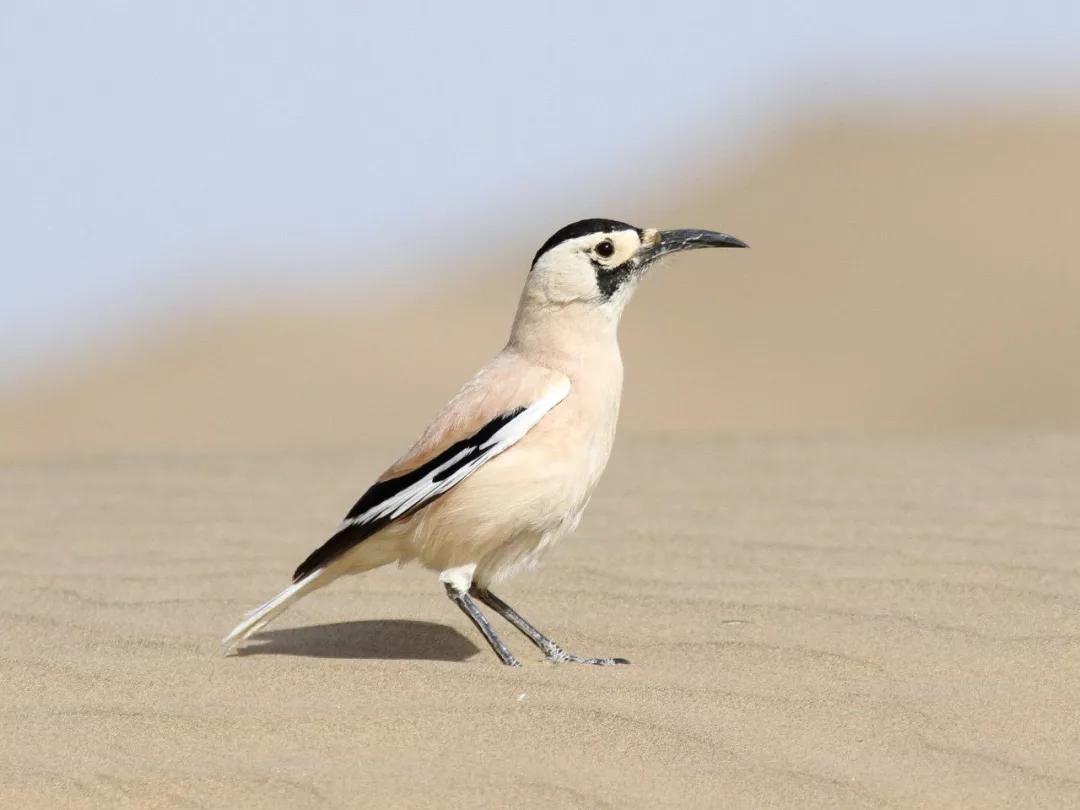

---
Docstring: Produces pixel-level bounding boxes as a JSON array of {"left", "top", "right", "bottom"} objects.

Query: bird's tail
[{"left": 221, "top": 567, "right": 328, "bottom": 653}]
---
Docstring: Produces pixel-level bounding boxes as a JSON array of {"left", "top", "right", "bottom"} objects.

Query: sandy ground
[{"left": 4, "top": 433, "right": 1079, "bottom": 808}]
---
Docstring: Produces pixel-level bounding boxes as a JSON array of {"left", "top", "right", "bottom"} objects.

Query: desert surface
[
  {"left": 3, "top": 111, "right": 1080, "bottom": 807},
  {"left": 4, "top": 434, "right": 1080, "bottom": 807}
]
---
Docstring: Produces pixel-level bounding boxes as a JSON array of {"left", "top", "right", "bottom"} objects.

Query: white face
[{"left": 529, "top": 228, "right": 647, "bottom": 307}]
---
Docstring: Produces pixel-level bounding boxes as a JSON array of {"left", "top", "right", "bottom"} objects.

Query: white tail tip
[{"left": 221, "top": 568, "right": 325, "bottom": 654}]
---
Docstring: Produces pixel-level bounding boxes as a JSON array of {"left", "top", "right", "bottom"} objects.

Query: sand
[
  {"left": 4, "top": 433, "right": 1080, "bottom": 808},
  {"left": 4, "top": 106, "right": 1080, "bottom": 807}
]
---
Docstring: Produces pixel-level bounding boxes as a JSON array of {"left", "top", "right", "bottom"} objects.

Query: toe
[
  {"left": 581, "top": 656, "right": 630, "bottom": 666},
  {"left": 593, "top": 656, "right": 630, "bottom": 666}
]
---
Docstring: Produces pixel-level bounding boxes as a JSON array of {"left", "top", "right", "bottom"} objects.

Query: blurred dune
[
  {"left": 3, "top": 109, "right": 1079, "bottom": 457},
  {"left": 7, "top": 107, "right": 1080, "bottom": 808}
]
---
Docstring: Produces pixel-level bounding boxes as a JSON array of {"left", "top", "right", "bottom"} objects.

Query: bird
[{"left": 223, "top": 219, "right": 747, "bottom": 666}]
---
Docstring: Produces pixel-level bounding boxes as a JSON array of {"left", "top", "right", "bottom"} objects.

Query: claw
[{"left": 545, "top": 650, "right": 630, "bottom": 666}]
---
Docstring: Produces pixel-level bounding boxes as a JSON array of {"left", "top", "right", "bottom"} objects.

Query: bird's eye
[{"left": 595, "top": 239, "right": 615, "bottom": 258}]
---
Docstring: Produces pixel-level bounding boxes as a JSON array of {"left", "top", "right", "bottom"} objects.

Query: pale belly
[{"left": 397, "top": 409, "right": 617, "bottom": 586}]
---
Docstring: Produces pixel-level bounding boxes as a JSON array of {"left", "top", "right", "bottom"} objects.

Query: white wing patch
[{"left": 340, "top": 377, "right": 570, "bottom": 530}]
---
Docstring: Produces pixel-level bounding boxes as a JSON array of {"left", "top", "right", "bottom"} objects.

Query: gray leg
[
  {"left": 471, "top": 587, "right": 629, "bottom": 666},
  {"left": 444, "top": 583, "right": 520, "bottom": 666}
]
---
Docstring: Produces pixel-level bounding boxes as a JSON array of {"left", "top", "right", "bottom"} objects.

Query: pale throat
[{"left": 508, "top": 297, "right": 624, "bottom": 381}]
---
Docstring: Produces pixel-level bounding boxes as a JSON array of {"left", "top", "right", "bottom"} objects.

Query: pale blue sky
[{"left": 3, "top": 1, "right": 1079, "bottom": 383}]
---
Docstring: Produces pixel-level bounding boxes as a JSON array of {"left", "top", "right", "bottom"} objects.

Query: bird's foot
[{"left": 542, "top": 642, "right": 629, "bottom": 666}]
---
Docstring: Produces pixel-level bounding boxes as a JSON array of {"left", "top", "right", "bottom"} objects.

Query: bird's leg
[
  {"left": 444, "top": 583, "right": 520, "bottom": 666},
  {"left": 470, "top": 587, "right": 629, "bottom": 666}
]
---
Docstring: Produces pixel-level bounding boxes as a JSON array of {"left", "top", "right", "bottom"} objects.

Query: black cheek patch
[{"left": 595, "top": 260, "right": 635, "bottom": 300}]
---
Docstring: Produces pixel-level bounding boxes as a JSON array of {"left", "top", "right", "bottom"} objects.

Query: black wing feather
[{"left": 292, "top": 407, "right": 524, "bottom": 581}]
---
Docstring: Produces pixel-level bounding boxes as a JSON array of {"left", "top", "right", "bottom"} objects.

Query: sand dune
[
  {"left": 2, "top": 111, "right": 1079, "bottom": 458},
  {"left": 4, "top": 110, "right": 1080, "bottom": 807},
  {"left": 4, "top": 435, "right": 1079, "bottom": 807}
]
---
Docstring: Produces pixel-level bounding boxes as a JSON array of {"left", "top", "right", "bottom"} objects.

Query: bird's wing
[{"left": 292, "top": 358, "right": 570, "bottom": 581}]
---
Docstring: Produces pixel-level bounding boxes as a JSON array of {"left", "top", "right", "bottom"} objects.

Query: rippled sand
[{"left": 4, "top": 434, "right": 1079, "bottom": 807}]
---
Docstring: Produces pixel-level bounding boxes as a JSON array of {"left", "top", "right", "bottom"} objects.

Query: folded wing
[{"left": 292, "top": 371, "right": 570, "bottom": 581}]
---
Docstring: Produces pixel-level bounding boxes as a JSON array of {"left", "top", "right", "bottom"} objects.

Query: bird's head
[{"left": 526, "top": 218, "right": 748, "bottom": 313}]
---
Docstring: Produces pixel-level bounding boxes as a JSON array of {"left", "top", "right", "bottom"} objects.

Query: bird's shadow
[{"left": 236, "top": 619, "right": 480, "bottom": 662}]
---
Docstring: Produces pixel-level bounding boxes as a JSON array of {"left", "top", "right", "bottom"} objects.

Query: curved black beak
[
  {"left": 654, "top": 228, "right": 749, "bottom": 256},
  {"left": 637, "top": 228, "right": 748, "bottom": 266}
]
